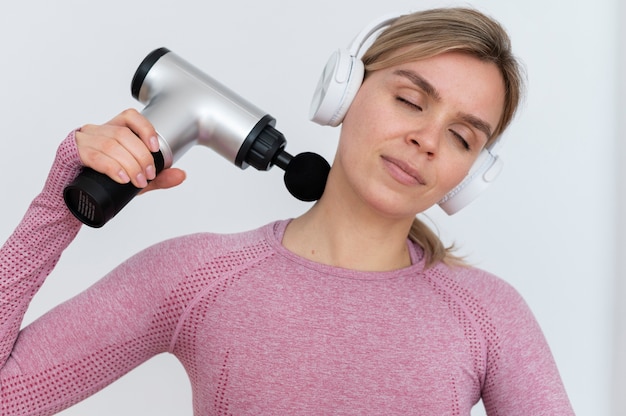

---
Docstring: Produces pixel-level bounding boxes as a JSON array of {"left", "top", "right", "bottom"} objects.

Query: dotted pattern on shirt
[
  {"left": 1, "top": 240, "right": 272, "bottom": 416},
  {"left": 422, "top": 267, "right": 502, "bottom": 403},
  {"left": 167, "top": 240, "right": 272, "bottom": 415}
]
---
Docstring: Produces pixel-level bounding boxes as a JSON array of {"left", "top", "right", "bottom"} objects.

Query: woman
[{"left": 0, "top": 7, "right": 574, "bottom": 415}]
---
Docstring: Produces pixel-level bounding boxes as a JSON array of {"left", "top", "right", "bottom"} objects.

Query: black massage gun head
[
  {"left": 238, "top": 120, "right": 330, "bottom": 202},
  {"left": 282, "top": 152, "right": 330, "bottom": 202}
]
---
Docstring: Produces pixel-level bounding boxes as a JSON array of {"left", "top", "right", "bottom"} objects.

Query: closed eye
[
  {"left": 396, "top": 96, "right": 423, "bottom": 111},
  {"left": 449, "top": 129, "right": 470, "bottom": 151}
]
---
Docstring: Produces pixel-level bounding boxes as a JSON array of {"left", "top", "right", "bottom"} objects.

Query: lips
[{"left": 381, "top": 156, "right": 426, "bottom": 186}]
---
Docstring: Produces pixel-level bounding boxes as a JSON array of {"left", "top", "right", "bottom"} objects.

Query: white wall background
[
  {"left": 614, "top": 1, "right": 626, "bottom": 415},
  {"left": 0, "top": 0, "right": 619, "bottom": 415}
]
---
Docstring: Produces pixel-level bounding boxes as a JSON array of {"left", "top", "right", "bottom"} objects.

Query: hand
[{"left": 75, "top": 109, "right": 185, "bottom": 193}]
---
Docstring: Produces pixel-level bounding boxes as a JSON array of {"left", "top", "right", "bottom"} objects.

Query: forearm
[{"left": 0, "top": 130, "right": 83, "bottom": 366}]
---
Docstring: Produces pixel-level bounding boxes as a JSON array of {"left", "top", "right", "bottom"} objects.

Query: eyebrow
[
  {"left": 394, "top": 69, "right": 441, "bottom": 101},
  {"left": 458, "top": 113, "right": 493, "bottom": 140},
  {"left": 393, "top": 69, "right": 494, "bottom": 139}
]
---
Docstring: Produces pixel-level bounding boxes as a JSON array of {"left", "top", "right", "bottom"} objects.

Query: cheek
[
  {"left": 341, "top": 79, "right": 391, "bottom": 136},
  {"left": 438, "top": 153, "right": 477, "bottom": 192},
  {"left": 337, "top": 104, "right": 377, "bottom": 158},
  {"left": 340, "top": 106, "right": 392, "bottom": 159}
]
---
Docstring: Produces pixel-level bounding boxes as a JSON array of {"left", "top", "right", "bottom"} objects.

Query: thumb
[{"left": 138, "top": 168, "right": 187, "bottom": 194}]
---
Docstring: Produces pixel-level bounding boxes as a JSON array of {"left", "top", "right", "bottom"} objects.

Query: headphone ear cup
[
  {"left": 310, "top": 49, "right": 365, "bottom": 127},
  {"left": 438, "top": 149, "right": 504, "bottom": 215}
]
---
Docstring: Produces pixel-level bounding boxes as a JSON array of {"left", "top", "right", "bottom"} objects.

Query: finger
[
  {"left": 138, "top": 168, "right": 187, "bottom": 194},
  {"left": 106, "top": 124, "right": 159, "bottom": 181},
  {"left": 104, "top": 110, "right": 161, "bottom": 183},
  {"left": 77, "top": 124, "right": 154, "bottom": 188},
  {"left": 107, "top": 108, "right": 160, "bottom": 153}
]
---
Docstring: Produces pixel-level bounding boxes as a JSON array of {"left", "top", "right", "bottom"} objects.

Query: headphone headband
[{"left": 346, "top": 14, "right": 403, "bottom": 57}]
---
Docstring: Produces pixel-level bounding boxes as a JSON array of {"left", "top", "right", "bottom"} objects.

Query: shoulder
[
  {"left": 426, "top": 266, "right": 574, "bottom": 411},
  {"left": 422, "top": 263, "right": 542, "bottom": 356},
  {"left": 95, "top": 222, "right": 279, "bottom": 302},
  {"left": 426, "top": 263, "right": 529, "bottom": 315},
  {"left": 126, "top": 222, "right": 278, "bottom": 276}
]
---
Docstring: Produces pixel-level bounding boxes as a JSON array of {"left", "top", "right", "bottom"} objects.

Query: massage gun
[{"left": 63, "top": 48, "right": 330, "bottom": 227}]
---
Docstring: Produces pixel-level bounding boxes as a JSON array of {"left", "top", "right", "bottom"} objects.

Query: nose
[{"left": 406, "top": 130, "right": 439, "bottom": 159}]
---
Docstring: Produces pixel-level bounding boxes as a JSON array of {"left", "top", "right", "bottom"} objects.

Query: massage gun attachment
[{"left": 63, "top": 48, "right": 330, "bottom": 228}]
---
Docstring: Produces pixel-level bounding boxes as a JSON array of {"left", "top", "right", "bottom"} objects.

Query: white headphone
[{"left": 309, "top": 13, "right": 505, "bottom": 215}]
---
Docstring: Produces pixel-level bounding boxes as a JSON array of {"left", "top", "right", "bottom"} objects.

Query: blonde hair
[{"left": 361, "top": 7, "right": 525, "bottom": 267}]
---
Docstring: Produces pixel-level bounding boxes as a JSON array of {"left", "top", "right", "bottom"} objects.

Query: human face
[{"left": 332, "top": 51, "right": 505, "bottom": 220}]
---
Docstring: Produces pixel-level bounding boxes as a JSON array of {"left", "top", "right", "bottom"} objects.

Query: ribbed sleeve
[{"left": 0, "top": 131, "right": 82, "bottom": 367}]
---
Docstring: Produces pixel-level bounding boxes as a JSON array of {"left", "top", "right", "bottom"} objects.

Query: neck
[{"left": 282, "top": 183, "right": 415, "bottom": 272}]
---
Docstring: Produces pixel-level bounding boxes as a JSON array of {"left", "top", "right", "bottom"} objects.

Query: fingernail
[
  {"left": 146, "top": 164, "right": 156, "bottom": 180},
  {"left": 136, "top": 173, "right": 148, "bottom": 188},
  {"left": 118, "top": 170, "right": 130, "bottom": 183},
  {"left": 149, "top": 136, "right": 159, "bottom": 153}
]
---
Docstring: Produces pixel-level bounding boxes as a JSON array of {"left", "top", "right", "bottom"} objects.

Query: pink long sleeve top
[{"left": 0, "top": 131, "right": 574, "bottom": 415}]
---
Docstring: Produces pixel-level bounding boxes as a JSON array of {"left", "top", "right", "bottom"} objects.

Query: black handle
[{"left": 63, "top": 151, "right": 165, "bottom": 227}]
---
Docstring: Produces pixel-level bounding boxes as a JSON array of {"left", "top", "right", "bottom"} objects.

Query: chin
[{"left": 363, "top": 191, "right": 433, "bottom": 220}]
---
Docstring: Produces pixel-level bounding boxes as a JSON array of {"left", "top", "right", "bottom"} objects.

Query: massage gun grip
[{"left": 63, "top": 151, "right": 165, "bottom": 228}]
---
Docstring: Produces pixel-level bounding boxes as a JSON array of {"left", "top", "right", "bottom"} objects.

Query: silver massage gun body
[
  {"left": 133, "top": 48, "right": 288, "bottom": 172},
  {"left": 64, "top": 48, "right": 328, "bottom": 227}
]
